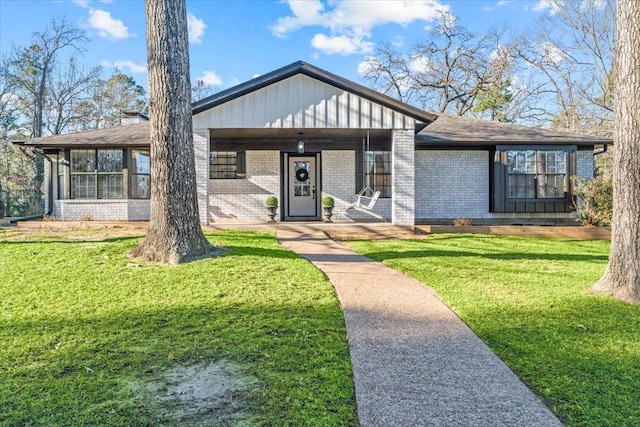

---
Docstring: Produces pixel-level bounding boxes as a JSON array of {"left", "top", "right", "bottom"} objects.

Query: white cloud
[
  {"left": 409, "top": 56, "right": 433, "bottom": 74},
  {"left": 102, "top": 60, "right": 147, "bottom": 74},
  {"left": 187, "top": 13, "right": 206, "bottom": 44},
  {"left": 357, "top": 56, "right": 378, "bottom": 76},
  {"left": 73, "top": 0, "right": 90, "bottom": 7},
  {"left": 87, "top": 9, "right": 128, "bottom": 40},
  {"left": 311, "top": 33, "right": 374, "bottom": 55},
  {"left": 197, "top": 71, "right": 222, "bottom": 86},
  {"left": 272, "top": 0, "right": 449, "bottom": 55},
  {"left": 538, "top": 41, "right": 565, "bottom": 64},
  {"left": 532, "top": 0, "right": 563, "bottom": 15},
  {"left": 252, "top": 74, "right": 261, "bottom": 79}
]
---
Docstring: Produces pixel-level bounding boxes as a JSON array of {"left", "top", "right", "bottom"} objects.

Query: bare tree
[
  {"left": 514, "top": 0, "right": 615, "bottom": 135},
  {"left": 45, "top": 57, "right": 101, "bottom": 135},
  {"left": 130, "top": 0, "right": 214, "bottom": 264},
  {"left": 359, "top": 11, "right": 522, "bottom": 120},
  {"left": 6, "top": 18, "right": 88, "bottom": 138},
  {"left": 191, "top": 79, "right": 218, "bottom": 102},
  {"left": 591, "top": 0, "right": 640, "bottom": 304}
]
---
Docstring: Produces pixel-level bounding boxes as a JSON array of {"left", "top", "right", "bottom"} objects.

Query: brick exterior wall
[
  {"left": 209, "top": 150, "right": 281, "bottom": 221},
  {"left": 576, "top": 149, "right": 594, "bottom": 180},
  {"left": 391, "top": 129, "right": 415, "bottom": 226},
  {"left": 53, "top": 199, "right": 150, "bottom": 221},
  {"left": 193, "top": 129, "right": 210, "bottom": 224},
  {"left": 415, "top": 150, "right": 489, "bottom": 219}
]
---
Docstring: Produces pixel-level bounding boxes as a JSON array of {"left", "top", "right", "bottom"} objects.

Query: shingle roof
[
  {"left": 418, "top": 114, "right": 611, "bottom": 145},
  {"left": 17, "top": 122, "right": 150, "bottom": 147}
]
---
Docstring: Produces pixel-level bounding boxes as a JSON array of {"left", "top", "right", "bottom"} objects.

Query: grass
[
  {"left": 0, "top": 229, "right": 358, "bottom": 426},
  {"left": 346, "top": 234, "right": 639, "bottom": 426}
]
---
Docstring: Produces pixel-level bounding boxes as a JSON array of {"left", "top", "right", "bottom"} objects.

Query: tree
[
  {"left": 71, "top": 69, "right": 146, "bottom": 131},
  {"left": 191, "top": 79, "right": 217, "bottom": 102},
  {"left": 472, "top": 80, "right": 513, "bottom": 122},
  {"left": 514, "top": 0, "right": 615, "bottom": 135},
  {"left": 0, "top": 56, "right": 41, "bottom": 217},
  {"left": 45, "top": 56, "right": 101, "bottom": 135},
  {"left": 6, "top": 18, "right": 88, "bottom": 138},
  {"left": 591, "top": 0, "right": 640, "bottom": 304},
  {"left": 129, "top": 0, "right": 214, "bottom": 264},
  {"left": 3, "top": 19, "right": 88, "bottom": 216},
  {"left": 359, "top": 11, "right": 521, "bottom": 119}
]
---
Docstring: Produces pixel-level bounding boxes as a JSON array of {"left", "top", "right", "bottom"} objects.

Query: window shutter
[{"left": 236, "top": 150, "right": 246, "bottom": 178}]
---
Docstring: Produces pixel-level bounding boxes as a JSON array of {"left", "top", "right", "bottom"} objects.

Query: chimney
[{"left": 121, "top": 110, "right": 149, "bottom": 125}]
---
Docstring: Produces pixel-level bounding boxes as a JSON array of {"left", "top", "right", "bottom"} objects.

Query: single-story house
[{"left": 16, "top": 61, "right": 611, "bottom": 226}]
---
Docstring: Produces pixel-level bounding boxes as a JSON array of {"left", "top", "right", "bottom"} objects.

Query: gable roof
[
  {"left": 192, "top": 60, "right": 437, "bottom": 124},
  {"left": 417, "top": 114, "right": 612, "bottom": 146}
]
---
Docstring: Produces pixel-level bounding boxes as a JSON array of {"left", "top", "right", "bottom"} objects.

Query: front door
[{"left": 288, "top": 157, "right": 317, "bottom": 217}]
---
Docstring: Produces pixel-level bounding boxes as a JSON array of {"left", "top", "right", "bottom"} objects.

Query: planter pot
[
  {"left": 266, "top": 206, "right": 277, "bottom": 222},
  {"left": 322, "top": 206, "right": 334, "bottom": 222}
]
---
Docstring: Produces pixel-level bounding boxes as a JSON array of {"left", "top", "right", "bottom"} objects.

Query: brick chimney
[{"left": 121, "top": 110, "right": 149, "bottom": 125}]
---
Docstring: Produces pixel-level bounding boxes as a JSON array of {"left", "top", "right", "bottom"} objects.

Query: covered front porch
[{"left": 201, "top": 128, "right": 401, "bottom": 223}]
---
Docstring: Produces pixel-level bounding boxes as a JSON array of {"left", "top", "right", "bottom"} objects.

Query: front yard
[
  {"left": 346, "top": 234, "right": 639, "bottom": 426},
  {"left": 0, "top": 228, "right": 358, "bottom": 426},
  {"left": 1, "top": 227, "right": 638, "bottom": 426}
]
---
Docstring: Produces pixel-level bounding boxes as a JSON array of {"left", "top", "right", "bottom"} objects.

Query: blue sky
[{"left": 0, "top": 0, "right": 559, "bottom": 94}]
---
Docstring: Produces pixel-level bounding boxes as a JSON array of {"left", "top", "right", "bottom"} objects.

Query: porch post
[
  {"left": 391, "top": 129, "right": 415, "bottom": 226},
  {"left": 193, "top": 128, "right": 209, "bottom": 225}
]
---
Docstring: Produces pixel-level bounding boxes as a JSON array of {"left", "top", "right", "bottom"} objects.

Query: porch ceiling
[{"left": 208, "top": 128, "right": 391, "bottom": 140}]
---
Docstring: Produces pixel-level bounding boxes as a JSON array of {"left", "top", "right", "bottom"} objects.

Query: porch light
[{"left": 297, "top": 133, "right": 305, "bottom": 154}]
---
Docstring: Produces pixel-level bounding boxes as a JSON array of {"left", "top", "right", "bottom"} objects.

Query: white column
[
  {"left": 391, "top": 129, "right": 415, "bottom": 226},
  {"left": 193, "top": 128, "right": 209, "bottom": 224}
]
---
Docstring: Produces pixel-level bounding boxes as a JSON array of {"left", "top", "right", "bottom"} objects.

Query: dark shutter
[
  {"left": 492, "top": 150, "right": 507, "bottom": 212},
  {"left": 236, "top": 150, "right": 246, "bottom": 179}
]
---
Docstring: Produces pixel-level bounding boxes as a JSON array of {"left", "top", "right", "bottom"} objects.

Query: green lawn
[
  {"left": 347, "top": 234, "right": 639, "bottom": 427},
  {"left": 0, "top": 229, "right": 358, "bottom": 426}
]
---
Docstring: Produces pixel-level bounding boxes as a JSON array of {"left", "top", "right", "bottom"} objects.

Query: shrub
[
  {"left": 322, "top": 196, "right": 335, "bottom": 207},
  {"left": 265, "top": 196, "right": 278, "bottom": 207},
  {"left": 574, "top": 177, "right": 612, "bottom": 226}
]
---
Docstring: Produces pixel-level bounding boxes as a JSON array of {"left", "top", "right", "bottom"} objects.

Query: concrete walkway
[{"left": 277, "top": 224, "right": 562, "bottom": 427}]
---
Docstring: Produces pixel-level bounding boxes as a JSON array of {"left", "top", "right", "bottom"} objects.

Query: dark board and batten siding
[{"left": 492, "top": 145, "right": 577, "bottom": 213}]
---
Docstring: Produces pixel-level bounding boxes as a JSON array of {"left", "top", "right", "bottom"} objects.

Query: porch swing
[
  {"left": 348, "top": 186, "right": 381, "bottom": 210},
  {"left": 348, "top": 131, "right": 381, "bottom": 211}
]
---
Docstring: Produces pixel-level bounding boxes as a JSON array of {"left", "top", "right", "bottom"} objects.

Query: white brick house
[{"left": 18, "top": 62, "right": 610, "bottom": 226}]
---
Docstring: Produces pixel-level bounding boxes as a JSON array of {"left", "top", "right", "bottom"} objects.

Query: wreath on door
[{"left": 295, "top": 168, "right": 309, "bottom": 182}]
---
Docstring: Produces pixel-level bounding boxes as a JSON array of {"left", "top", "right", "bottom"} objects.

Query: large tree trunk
[
  {"left": 130, "top": 0, "right": 213, "bottom": 264},
  {"left": 591, "top": 0, "right": 640, "bottom": 304}
]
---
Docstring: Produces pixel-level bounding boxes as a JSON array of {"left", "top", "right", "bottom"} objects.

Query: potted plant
[
  {"left": 265, "top": 196, "right": 278, "bottom": 222},
  {"left": 322, "top": 196, "right": 335, "bottom": 222}
]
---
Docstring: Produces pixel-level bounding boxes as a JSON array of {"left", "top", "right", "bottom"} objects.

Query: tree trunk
[
  {"left": 591, "top": 0, "right": 640, "bottom": 304},
  {"left": 130, "top": 0, "right": 214, "bottom": 264}
]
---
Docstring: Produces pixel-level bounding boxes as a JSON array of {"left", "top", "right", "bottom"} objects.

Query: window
[
  {"left": 507, "top": 150, "right": 567, "bottom": 199},
  {"left": 209, "top": 151, "right": 245, "bottom": 179},
  {"left": 130, "top": 149, "right": 150, "bottom": 199},
  {"left": 364, "top": 151, "right": 391, "bottom": 197},
  {"left": 493, "top": 146, "right": 575, "bottom": 213},
  {"left": 70, "top": 149, "right": 124, "bottom": 199}
]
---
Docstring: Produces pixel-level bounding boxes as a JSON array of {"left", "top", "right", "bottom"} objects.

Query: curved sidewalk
[{"left": 277, "top": 225, "right": 562, "bottom": 427}]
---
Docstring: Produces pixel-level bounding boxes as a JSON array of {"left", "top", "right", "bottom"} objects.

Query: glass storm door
[{"left": 288, "top": 157, "right": 316, "bottom": 217}]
